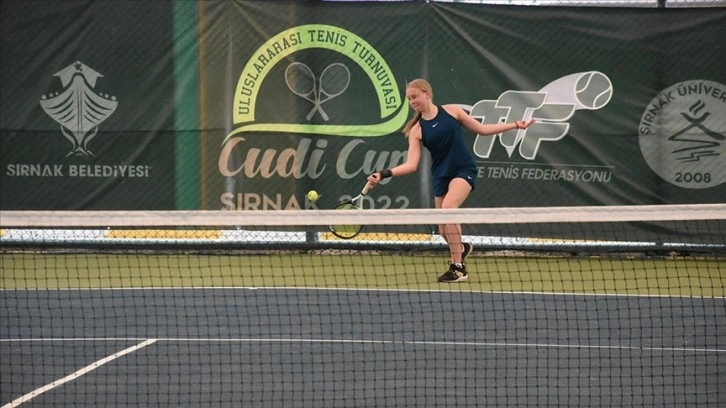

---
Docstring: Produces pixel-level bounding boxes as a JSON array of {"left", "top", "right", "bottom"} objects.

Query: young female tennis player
[{"left": 367, "top": 78, "right": 535, "bottom": 283}]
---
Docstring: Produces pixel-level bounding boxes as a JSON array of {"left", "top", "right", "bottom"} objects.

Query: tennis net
[{"left": 1, "top": 205, "right": 725, "bottom": 407}]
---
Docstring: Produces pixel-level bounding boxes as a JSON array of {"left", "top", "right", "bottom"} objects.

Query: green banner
[
  {"left": 2, "top": 1, "right": 724, "bottom": 210},
  {"left": 0, "top": 0, "right": 178, "bottom": 210},
  {"left": 199, "top": 1, "right": 725, "bottom": 211}
]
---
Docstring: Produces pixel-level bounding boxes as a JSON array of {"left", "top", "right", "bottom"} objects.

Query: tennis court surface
[{"left": 1, "top": 206, "right": 724, "bottom": 406}]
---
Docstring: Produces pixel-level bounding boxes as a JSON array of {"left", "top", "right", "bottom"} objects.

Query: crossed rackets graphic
[{"left": 285, "top": 62, "right": 351, "bottom": 121}]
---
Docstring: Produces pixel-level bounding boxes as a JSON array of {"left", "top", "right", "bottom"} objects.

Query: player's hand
[
  {"left": 514, "top": 119, "right": 536, "bottom": 129},
  {"left": 367, "top": 172, "right": 382, "bottom": 188}
]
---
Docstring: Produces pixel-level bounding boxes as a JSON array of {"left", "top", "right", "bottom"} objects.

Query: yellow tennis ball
[{"left": 307, "top": 190, "right": 319, "bottom": 202}]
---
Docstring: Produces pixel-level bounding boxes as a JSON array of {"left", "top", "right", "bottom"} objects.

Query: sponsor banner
[
  {"left": 0, "top": 1, "right": 177, "bottom": 210},
  {"left": 200, "top": 2, "right": 725, "bottom": 210},
  {"left": 2, "top": 2, "right": 724, "bottom": 211},
  {"left": 199, "top": 2, "right": 426, "bottom": 211}
]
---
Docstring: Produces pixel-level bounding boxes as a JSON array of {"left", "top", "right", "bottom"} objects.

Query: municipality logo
[
  {"left": 40, "top": 61, "right": 118, "bottom": 157},
  {"left": 639, "top": 80, "right": 725, "bottom": 189}
]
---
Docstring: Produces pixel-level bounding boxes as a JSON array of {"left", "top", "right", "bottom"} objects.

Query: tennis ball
[{"left": 307, "top": 190, "right": 319, "bottom": 202}]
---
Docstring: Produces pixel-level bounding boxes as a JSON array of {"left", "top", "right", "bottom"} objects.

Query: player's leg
[
  {"left": 435, "top": 219, "right": 473, "bottom": 261},
  {"left": 440, "top": 178, "right": 471, "bottom": 260},
  {"left": 433, "top": 177, "right": 450, "bottom": 245},
  {"left": 436, "top": 177, "right": 472, "bottom": 283}
]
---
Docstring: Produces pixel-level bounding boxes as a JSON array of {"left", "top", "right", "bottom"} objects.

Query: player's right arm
[{"left": 368, "top": 124, "right": 422, "bottom": 187}]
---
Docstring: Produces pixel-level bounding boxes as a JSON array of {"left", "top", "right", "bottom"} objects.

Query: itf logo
[
  {"left": 40, "top": 61, "right": 118, "bottom": 157},
  {"left": 469, "top": 71, "right": 613, "bottom": 160}
]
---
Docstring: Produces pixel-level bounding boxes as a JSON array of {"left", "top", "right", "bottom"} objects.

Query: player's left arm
[{"left": 443, "top": 104, "right": 535, "bottom": 136}]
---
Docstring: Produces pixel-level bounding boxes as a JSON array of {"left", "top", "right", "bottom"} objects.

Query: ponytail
[{"left": 403, "top": 112, "right": 422, "bottom": 136}]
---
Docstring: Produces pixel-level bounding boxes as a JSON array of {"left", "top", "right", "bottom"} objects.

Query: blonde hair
[{"left": 403, "top": 79, "right": 433, "bottom": 136}]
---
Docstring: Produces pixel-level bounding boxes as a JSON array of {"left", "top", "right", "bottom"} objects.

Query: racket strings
[
  {"left": 285, "top": 63, "right": 316, "bottom": 98},
  {"left": 320, "top": 64, "right": 350, "bottom": 96},
  {"left": 329, "top": 201, "right": 363, "bottom": 239}
]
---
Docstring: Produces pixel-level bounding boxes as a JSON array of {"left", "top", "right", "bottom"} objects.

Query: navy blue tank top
[{"left": 419, "top": 106, "right": 476, "bottom": 179}]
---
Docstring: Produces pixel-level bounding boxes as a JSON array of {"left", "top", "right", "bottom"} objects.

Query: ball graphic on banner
[
  {"left": 307, "top": 190, "right": 319, "bottom": 202},
  {"left": 574, "top": 71, "right": 613, "bottom": 110}
]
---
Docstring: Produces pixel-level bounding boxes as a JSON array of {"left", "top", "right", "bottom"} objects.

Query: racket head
[
  {"left": 285, "top": 62, "right": 316, "bottom": 99},
  {"left": 328, "top": 200, "right": 363, "bottom": 239},
  {"left": 319, "top": 63, "right": 350, "bottom": 97}
]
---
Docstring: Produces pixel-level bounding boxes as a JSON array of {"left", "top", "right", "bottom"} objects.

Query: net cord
[{"left": 1, "top": 204, "right": 725, "bottom": 227}]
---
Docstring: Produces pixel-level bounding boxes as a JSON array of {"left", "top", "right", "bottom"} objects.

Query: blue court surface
[{"left": 2, "top": 288, "right": 724, "bottom": 407}]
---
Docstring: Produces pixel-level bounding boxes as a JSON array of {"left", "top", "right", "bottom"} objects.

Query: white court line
[
  {"left": 0, "top": 337, "right": 723, "bottom": 354},
  {"left": 2, "top": 338, "right": 156, "bottom": 408}
]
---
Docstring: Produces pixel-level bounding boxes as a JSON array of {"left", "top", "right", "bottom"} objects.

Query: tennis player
[{"left": 368, "top": 78, "right": 535, "bottom": 283}]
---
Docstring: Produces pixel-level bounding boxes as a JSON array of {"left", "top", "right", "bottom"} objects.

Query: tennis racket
[
  {"left": 328, "top": 181, "right": 372, "bottom": 240},
  {"left": 285, "top": 62, "right": 317, "bottom": 105}
]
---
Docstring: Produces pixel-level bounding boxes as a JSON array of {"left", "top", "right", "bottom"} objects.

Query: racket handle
[{"left": 361, "top": 181, "right": 372, "bottom": 195}]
